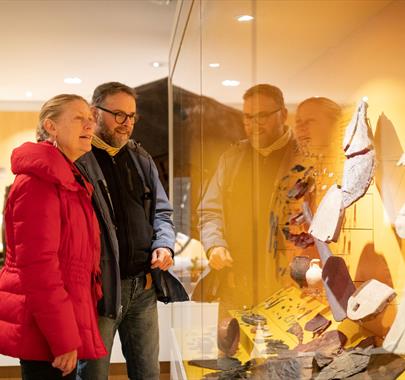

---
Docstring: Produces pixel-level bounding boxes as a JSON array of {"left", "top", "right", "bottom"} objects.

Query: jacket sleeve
[
  {"left": 197, "top": 153, "right": 229, "bottom": 252},
  {"left": 149, "top": 157, "right": 176, "bottom": 253},
  {"left": 13, "top": 176, "right": 81, "bottom": 357}
]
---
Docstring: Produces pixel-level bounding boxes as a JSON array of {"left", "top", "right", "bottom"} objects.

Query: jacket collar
[{"left": 11, "top": 141, "right": 83, "bottom": 192}]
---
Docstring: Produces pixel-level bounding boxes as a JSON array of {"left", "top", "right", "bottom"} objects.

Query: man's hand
[
  {"left": 151, "top": 248, "right": 174, "bottom": 271},
  {"left": 52, "top": 349, "right": 77, "bottom": 377},
  {"left": 208, "top": 247, "right": 233, "bottom": 270}
]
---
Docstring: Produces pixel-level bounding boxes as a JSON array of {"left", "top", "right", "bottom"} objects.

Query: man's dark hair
[
  {"left": 243, "top": 84, "right": 285, "bottom": 108},
  {"left": 92, "top": 82, "right": 137, "bottom": 106}
]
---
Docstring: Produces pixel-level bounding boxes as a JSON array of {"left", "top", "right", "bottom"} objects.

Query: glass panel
[
  {"left": 170, "top": 2, "right": 204, "bottom": 379},
  {"left": 170, "top": 1, "right": 405, "bottom": 378}
]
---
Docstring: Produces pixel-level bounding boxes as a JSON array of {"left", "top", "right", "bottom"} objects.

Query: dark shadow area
[
  {"left": 135, "top": 78, "right": 244, "bottom": 236},
  {"left": 134, "top": 78, "right": 244, "bottom": 195},
  {"left": 354, "top": 243, "right": 393, "bottom": 287},
  {"left": 354, "top": 243, "right": 396, "bottom": 337}
]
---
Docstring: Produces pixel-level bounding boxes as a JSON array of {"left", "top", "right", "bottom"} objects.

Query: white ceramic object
[
  {"left": 341, "top": 149, "right": 375, "bottom": 208},
  {"left": 384, "top": 285, "right": 405, "bottom": 354},
  {"left": 306, "top": 259, "right": 322, "bottom": 287},
  {"left": 343, "top": 100, "right": 373, "bottom": 157},
  {"left": 309, "top": 184, "right": 345, "bottom": 242},
  {"left": 347, "top": 279, "right": 396, "bottom": 321}
]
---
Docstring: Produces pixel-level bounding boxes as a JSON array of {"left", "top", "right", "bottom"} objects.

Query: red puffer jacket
[{"left": 0, "top": 142, "right": 107, "bottom": 360}]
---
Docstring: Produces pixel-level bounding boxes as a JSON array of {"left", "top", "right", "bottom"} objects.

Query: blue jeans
[{"left": 77, "top": 276, "right": 160, "bottom": 380}]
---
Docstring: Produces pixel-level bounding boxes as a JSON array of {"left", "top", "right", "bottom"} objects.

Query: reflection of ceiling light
[
  {"left": 208, "top": 63, "right": 220, "bottom": 68},
  {"left": 222, "top": 80, "right": 240, "bottom": 87},
  {"left": 362, "top": 96, "right": 369, "bottom": 102},
  {"left": 64, "top": 77, "right": 82, "bottom": 84},
  {"left": 25, "top": 91, "right": 33, "bottom": 97},
  {"left": 236, "top": 15, "right": 254, "bottom": 22}
]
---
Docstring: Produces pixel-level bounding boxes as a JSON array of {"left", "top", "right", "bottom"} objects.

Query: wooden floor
[{"left": 0, "top": 363, "right": 171, "bottom": 379}]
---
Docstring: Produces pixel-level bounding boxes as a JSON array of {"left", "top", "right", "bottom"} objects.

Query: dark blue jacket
[{"left": 76, "top": 140, "right": 175, "bottom": 318}]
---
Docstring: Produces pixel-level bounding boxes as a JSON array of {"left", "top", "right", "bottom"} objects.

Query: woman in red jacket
[{"left": 0, "top": 94, "right": 107, "bottom": 379}]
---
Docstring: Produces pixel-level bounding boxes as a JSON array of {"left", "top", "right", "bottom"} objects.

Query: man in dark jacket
[{"left": 76, "top": 82, "right": 174, "bottom": 380}]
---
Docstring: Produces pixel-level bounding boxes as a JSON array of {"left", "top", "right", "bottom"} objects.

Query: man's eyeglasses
[
  {"left": 96, "top": 106, "right": 139, "bottom": 125},
  {"left": 243, "top": 108, "right": 281, "bottom": 125}
]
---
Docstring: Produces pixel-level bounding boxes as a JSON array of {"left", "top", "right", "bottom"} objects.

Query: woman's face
[
  {"left": 295, "top": 102, "right": 334, "bottom": 149},
  {"left": 51, "top": 99, "right": 95, "bottom": 161}
]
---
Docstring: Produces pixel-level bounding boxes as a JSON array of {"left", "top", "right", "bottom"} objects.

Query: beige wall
[{"left": 0, "top": 111, "right": 38, "bottom": 249}]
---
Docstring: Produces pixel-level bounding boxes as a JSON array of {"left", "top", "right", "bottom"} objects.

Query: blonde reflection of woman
[
  {"left": 285, "top": 97, "right": 344, "bottom": 262},
  {"left": 295, "top": 96, "right": 343, "bottom": 153},
  {"left": 0, "top": 94, "right": 107, "bottom": 379}
]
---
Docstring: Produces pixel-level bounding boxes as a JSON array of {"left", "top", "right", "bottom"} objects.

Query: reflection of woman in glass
[
  {"left": 294, "top": 96, "right": 345, "bottom": 207},
  {"left": 0, "top": 94, "right": 106, "bottom": 380},
  {"left": 271, "top": 97, "right": 345, "bottom": 283},
  {"left": 295, "top": 96, "right": 343, "bottom": 154}
]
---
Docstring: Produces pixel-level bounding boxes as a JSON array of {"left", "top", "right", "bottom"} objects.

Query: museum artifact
[
  {"left": 250, "top": 323, "right": 268, "bottom": 358},
  {"left": 241, "top": 312, "right": 267, "bottom": 326},
  {"left": 304, "top": 313, "right": 331, "bottom": 337},
  {"left": 341, "top": 99, "right": 376, "bottom": 208},
  {"left": 294, "top": 330, "right": 347, "bottom": 356},
  {"left": 265, "top": 339, "right": 289, "bottom": 354},
  {"left": 202, "top": 359, "right": 253, "bottom": 379},
  {"left": 188, "top": 357, "right": 241, "bottom": 371},
  {"left": 289, "top": 255, "right": 311, "bottom": 287},
  {"left": 305, "top": 259, "right": 322, "bottom": 287},
  {"left": 343, "top": 100, "right": 374, "bottom": 157},
  {"left": 287, "top": 322, "right": 304, "bottom": 344},
  {"left": 287, "top": 177, "right": 313, "bottom": 200},
  {"left": 383, "top": 285, "right": 405, "bottom": 354},
  {"left": 315, "top": 347, "right": 372, "bottom": 380},
  {"left": 342, "top": 149, "right": 376, "bottom": 208},
  {"left": 347, "top": 279, "right": 396, "bottom": 321},
  {"left": 250, "top": 355, "right": 314, "bottom": 380},
  {"left": 282, "top": 227, "right": 314, "bottom": 249},
  {"left": 308, "top": 184, "right": 345, "bottom": 243},
  {"left": 218, "top": 317, "right": 240, "bottom": 357},
  {"left": 303, "top": 202, "right": 356, "bottom": 321},
  {"left": 347, "top": 350, "right": 405, "bottom": 380}
]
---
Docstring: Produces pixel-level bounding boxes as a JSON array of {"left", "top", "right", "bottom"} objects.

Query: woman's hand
[{"left": 52, "top": 349, "right": 77, "bottom": 376}]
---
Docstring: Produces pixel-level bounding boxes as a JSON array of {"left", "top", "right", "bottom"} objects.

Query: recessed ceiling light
[
  {"left": 236, "top": 15, "right": 254, "bottom": 22},
  {"left": 222, "top": 80, "right": 240, "bottom": 87},
  {"left": 64, "top": 77, "right": 82, "bottom": 84},
  {"left": 25, "top": 91, "right": 33, "bottom": 98},
  {"left": 151, "top": 61, "right": 162, "bottom": 68},
  {"left": 208, "top": 63, "right": 220, "bottom": 68}
]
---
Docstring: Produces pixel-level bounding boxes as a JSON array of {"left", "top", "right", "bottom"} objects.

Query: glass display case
[{"left": 169, "top": 1, "right": 405, "bottom": 379}]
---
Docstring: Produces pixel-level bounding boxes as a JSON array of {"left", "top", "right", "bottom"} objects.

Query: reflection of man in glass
[{"left": 198, "top": 84, "right": 297, "bottom": 313}]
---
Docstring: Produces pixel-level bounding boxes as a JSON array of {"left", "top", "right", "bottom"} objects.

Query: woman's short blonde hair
[
  {"left": 36, "top": 94, "right": 88, "bottom": 142},
  {"left": 297, "top": 97, "right": 342, "bottom": 124}
]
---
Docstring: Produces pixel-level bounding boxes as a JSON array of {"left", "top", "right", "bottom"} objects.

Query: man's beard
[{"left": 97, "top": 119, "right": 130, "bottom": 148}]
